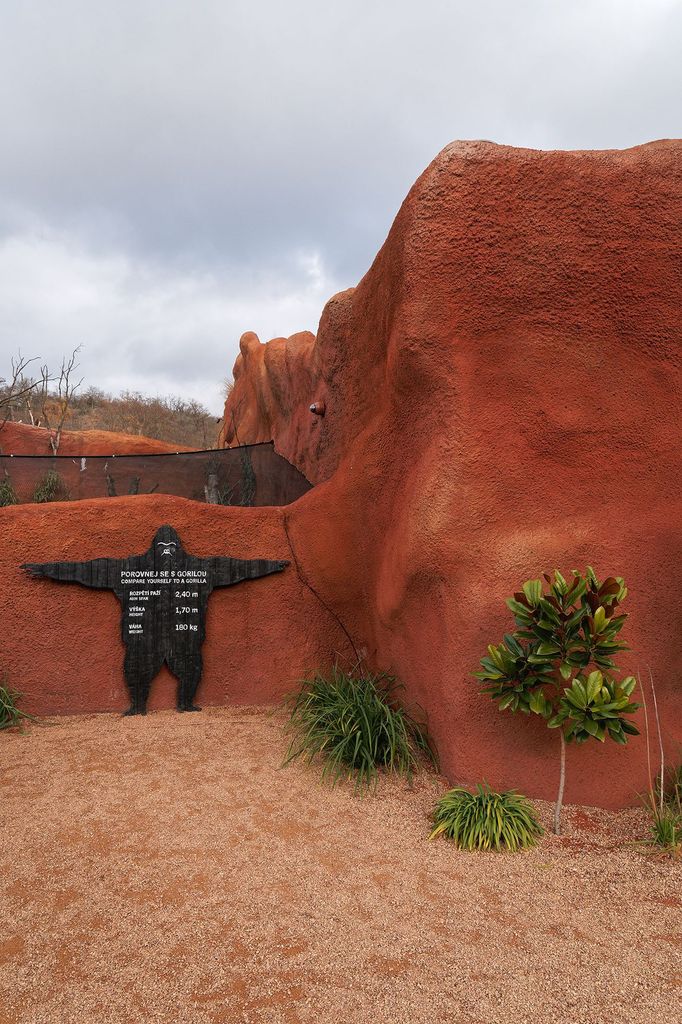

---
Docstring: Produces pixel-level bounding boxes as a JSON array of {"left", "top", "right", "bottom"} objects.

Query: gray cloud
[{"left": 1, "top": 0, "right": 680, "bottom": 412}]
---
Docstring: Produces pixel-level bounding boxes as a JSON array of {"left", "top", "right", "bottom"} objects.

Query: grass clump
[
  {"left": 33, "top": 469, "right": 68, "bottom": 503},
  {"left": 640, "top": 669, "right": 680, "bottom": 856},
  {"left": 0, "top": 473, "right": 17, "bottom": 506},
  {"left": 429, "top": 784, "right": 543, "bottom": 851},
  {"left": 649, "top": 807, "right": 679, "bottom": 852},
  {"left": 648, "top": 763, "right": 681, "bottom": 855},
  {"left": 284, "top": 666, "right": 435, "bottom": 792},
  {"left": 0, "top": 679, "right": 37, "bottom": 731}
]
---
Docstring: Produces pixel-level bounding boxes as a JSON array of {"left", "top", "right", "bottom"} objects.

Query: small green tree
[{"left": 475, "top": 567, "right": 639, "bottom": 834}]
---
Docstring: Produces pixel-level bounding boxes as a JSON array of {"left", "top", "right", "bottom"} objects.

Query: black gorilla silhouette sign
[{"left": 22, "top": 525, "right": 289, "bottom": 715}]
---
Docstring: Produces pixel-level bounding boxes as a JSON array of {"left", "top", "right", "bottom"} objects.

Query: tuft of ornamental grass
[
  {"left": 429, "top": 784, "right": 543, "bottom": 852},
  {"left": 640, "top": 670, "right": 680, "bottom": 855},
  {"left": 649, "top": 807, "right": 680, "bottom": 853},
  {"left": 283, "top": 666, "right": 436, "bottom": 792},
  {"left": 32, "top": 469, "right": 68, "bottom": 503},
  {"left": 0, "top": 474, "right": 17, "bottom": 506},
  {"left": 647, "top": 763, "right": 682, "bottom": 856},
  {"left": 0, "top": 680, "right": 37, "bottom": 731},
  {"left": 657, "top": 762, "right": 681, "bottom": 813}
]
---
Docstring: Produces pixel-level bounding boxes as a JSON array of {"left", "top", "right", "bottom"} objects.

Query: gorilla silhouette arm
[
  {"left": 210, "top": 557, "right": 289, "bottom": 588},
  {"left": 21, "top": 558, "right": 123, "bottom": 589}
]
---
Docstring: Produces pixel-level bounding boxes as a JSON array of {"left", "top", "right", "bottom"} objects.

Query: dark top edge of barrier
[{"left": 0, "top": 441, "right": 276, "bottom": 461}]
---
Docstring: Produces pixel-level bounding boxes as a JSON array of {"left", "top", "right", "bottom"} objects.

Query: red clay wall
[{"left": 0, "top": 495, "right": 339, "bottom": 715}]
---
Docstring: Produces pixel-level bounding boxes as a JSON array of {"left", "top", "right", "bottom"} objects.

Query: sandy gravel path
[{"left": 0, "top": 707, "right": 680, "bottom": 1024}]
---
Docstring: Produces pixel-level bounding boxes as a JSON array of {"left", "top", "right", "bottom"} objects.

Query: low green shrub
[
  {"left": 284, "top": 666, "right": 435, "bottom": 791},
  {"left": 0, "top": 679, "right": 37, "bottom": 731},
  {"left": 429, "top": 784, "right": 543, "bottom": 851},
  {"left": 0, "top": 473, "right": 17, "bottom": 506},
  {"left": 33, "top": 469, "right": 68, "bottom": 503}
]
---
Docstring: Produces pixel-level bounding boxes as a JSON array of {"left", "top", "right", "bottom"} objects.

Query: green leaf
[
  {"left": 538, "top": 600, "right": 561, "bottom": 624},
  {"left": 487, "top": 645, "right": 505, "bottom": 671},
  {"left": 503, "top": 634, "right": 524, "bottom": 658},
  {"left": 528, "top": 690, "right": 547, "bottom": 715},
  {"left": 585, "top": 671, "right": 604, "bottom": 703},
  {"left": 553, "top": 569, "right": 568, "bottom": 593},
  {"left": 522, "top": 579, "right": 543, "bottom": 608},
  {"left": 506, "top": 598, "right": 533, "bottom": 621},
  {"left": 565, "top": 577, "right": 587, "bottom": 605},
  {"left": 572, "top": 678, "right": 588, "bottom": 704},
  {"left": 565, "top": 606, "right": 587, "bottom": 631},
  {"left": 480, "top": 656, "right": 504, "bottom": 671},
  {"left": 620, "top": 676, "right": 636, "bottom": 697},
  {"left": 559, "top": 662, "right": 573, "bottom": 681}
]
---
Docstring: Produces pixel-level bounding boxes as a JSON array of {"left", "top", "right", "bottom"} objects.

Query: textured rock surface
[
  {"left": 217, "top": 140, "right": 682, "bottom": 807},
  {"left": 0, "top": 420, "right": 191, "bottom": 455}
]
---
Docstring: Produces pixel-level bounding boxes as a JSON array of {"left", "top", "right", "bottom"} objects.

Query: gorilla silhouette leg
[
  {"left": 168, "top": 646, "right": 203, "bottom": 712},
  {"left": 123, "top": 643, "right": 164, "bottom": 716}
]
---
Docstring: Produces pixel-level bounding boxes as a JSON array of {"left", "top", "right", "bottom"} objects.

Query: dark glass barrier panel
[{"left": 0, "top": 442, "right": 311, "bottom": 507}]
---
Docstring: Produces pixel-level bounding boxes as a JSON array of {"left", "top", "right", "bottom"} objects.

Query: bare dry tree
[
  {"left": 0, "top": 351, "right": 42, "bottom": 431},
  {"left": 37, "top": 346, "right": 84, "bottom": 454}
]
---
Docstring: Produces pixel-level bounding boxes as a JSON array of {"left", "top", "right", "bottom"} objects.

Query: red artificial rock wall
[{"left": 217, "top": 140, "right": 682, "bottom": 808}]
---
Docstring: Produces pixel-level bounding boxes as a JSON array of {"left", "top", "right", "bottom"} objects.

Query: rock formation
[{"left": 218, "top": 140, "right": 682, "bottom": 807}]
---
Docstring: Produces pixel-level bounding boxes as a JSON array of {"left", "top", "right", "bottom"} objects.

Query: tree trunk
[
  {"left": 204, "top": 473, "right": 220, "bottom": 504},
  {"left": 554, "top": 730, "right": 566, "bottom": 835}
]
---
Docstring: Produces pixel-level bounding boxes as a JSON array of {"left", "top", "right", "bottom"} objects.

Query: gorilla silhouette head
[{"left": 152, "top": 525, "right": 183, "bottom": 565}]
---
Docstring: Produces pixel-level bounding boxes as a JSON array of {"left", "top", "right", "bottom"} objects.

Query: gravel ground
[{"left": 0, "top": 707, "right": 680, "bottom": 1024}]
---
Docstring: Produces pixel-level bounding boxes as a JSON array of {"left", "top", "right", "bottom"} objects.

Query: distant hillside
[
  {"left": 3, "top": 387, "right": 219, "bottom": 451},
  {"left": 0, "top": 420, "right": 191, "bottom": 456}
]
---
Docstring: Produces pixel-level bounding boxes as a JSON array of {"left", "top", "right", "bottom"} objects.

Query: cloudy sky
[{"left": 0, "top": 0, "right": 680, "bottom": 413}]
